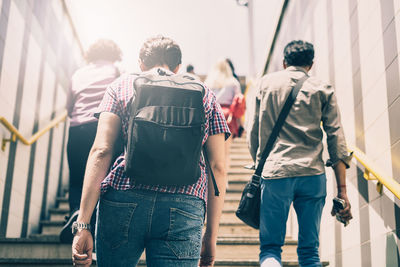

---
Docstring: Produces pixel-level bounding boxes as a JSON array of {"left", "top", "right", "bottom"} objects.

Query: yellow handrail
[
  {"left": 348, "top": 144, "right": 400, "bottom": 199},
  {"left": 0, "top": 110, "right": 68, "bottom": 151}
]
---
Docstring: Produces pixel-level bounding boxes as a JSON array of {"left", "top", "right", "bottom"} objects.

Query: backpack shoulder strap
[{"left": 203, "top": 147, "right": 220, "bottom": 196}]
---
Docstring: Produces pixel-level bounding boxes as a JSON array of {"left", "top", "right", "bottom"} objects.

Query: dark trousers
[{"left": 66, "top": 122, "right": 98, "bottom": 214}]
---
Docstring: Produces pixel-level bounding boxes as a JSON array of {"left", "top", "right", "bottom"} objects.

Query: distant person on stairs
[
  {"left": 60, "top": 39, "right": 122, "bottom": 244},
  {"left": 247, "top": 40, "right": 353, "bottom": 267},
  {"left": 205, "top": 59, "right": 245, "bottom": 173},
  {"left": 72, "top": 35, "right": 230, "bottom": 267}
]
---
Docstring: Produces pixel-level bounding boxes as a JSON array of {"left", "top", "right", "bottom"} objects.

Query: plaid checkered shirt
[{"left": 96, "top": 69, "right": 230, "bottom": 201}]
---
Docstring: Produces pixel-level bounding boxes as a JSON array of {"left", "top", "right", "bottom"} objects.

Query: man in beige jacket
[{"left": 248, "top": 40, "right": 353, "bottom": 267}]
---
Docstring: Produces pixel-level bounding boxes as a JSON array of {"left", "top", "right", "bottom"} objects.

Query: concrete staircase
[{"left": 0, "top": 137, "right": 328, "bottom": 266}]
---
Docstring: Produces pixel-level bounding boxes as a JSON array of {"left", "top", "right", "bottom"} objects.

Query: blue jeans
[
  {"left": 96, "top": 188, "right": 205, "bottom": 267},
  {"left": 259, "top": 174, "right": 326, "bottom": 267}
]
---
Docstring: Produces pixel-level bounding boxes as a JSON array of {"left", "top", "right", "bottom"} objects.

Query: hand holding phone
[{"left": 332, "top": 197, "right": 349, "bottom": 226}]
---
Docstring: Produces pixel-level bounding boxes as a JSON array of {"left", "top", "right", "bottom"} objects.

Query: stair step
[
  {"left": 229, "top": 162, "right": 253, "bottom": 169},
  {"left": 227, "top": 180, "right": 247, "bottom": 191},
  {"left": 217, "top": 222, "right": 259, "bottom": 236},
  {"left": 40, "top": 220, "right": 64, "bottom": 235},
  {"left": 0, "top": 258, "right": 327, "bottom": 267},
  {"left": 228, "top": 169, "right": 254, "bottom": 175},
  {"left": 0, "top": 236, "right": 297, "bottom": 263},
  {"left": 228, "top": 174, "right": 251, "bottom": 182},
  {"left": 229, "top": 149, "right": 251, "bottom": 157},
  {"left": 49, "top": 208, "right": 69, "bottom": 221},
  {"left": 0, "top": 238, "right": 70, "bottom": 260},
  {"left": 230, "top": 145, "right": 250, "bottom": 150},
  {"left": 221, "top": 210, "right": 243, "bottom": 224},
  {"left": 55, "top": 197, "right": 69, "bottom": 210},
  {"left": 0, "top": 258, "right": 95, "bottom": 267},
  {"left": 230, "top": 154, "right": 252, "bottom": 160},
  {"left": 223, "top": 199, "right": 240, "bottom": 210}
]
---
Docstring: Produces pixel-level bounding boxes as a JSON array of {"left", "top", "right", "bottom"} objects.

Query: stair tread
[
  {"left": 40, "top": 220, "right": 64, "bottom": 226},
  {"left": 1, "top": 235, "right": 298, "bottom": 245},
  {"left": 48, "top": 208, "right": 69, "bottom": 213},
  {"left": 0, "top": 258, "right": 329, "bottom": 266}
]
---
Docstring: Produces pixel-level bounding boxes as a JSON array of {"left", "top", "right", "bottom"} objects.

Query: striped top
[
  {"left": 67, "top": 61, "right": 119, "bottom": 127},
  {"left": 97, "top": 68, "right": 230, "bottom": 202}
]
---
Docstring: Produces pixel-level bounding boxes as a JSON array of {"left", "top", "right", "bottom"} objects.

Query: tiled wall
[
  {"left": 0, "top": 0, "right": 82, "bottom": 238},
  {"left": 263, "top": 0, "right": 400, "bottom": 265}
]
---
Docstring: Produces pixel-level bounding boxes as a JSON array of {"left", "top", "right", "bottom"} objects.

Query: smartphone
[{"left": 333, "top": 197, "right": 349, "bottom": 226}]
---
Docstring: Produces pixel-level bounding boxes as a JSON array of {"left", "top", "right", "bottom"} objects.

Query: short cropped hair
[
  {"left": 186, "top": 64, "right": 194, "bottom": 73},
  {"left": 85, "top": 39, "right": 122, "bottom": 63},
  {"left": 283, "top": 40, "right": 314, "bottom": 67},
  {"left": 139, "top": 36, "right": 182, "bottom": 71}
]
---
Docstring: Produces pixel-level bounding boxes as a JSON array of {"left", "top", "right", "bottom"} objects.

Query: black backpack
[{"left": 125, "top": 69, "right": 206, "bottom": 186}]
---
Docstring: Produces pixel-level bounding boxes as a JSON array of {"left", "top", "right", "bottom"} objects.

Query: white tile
[
  {"left": 342, "top": 244, "right": 362, "bottom": 267},
  {"left": 332, "top": 0, "right": 352, "bottom": 67},
  {"left": 313, "top": 0, "right": 330, "bottom": 83},
  {"left": 51, "top": 0, "right": 63, "bottom": 22},
  {"left": 320, "top": 216, "right": 336, "bottom": 259},
  {"left": 371, "top": 147, "right": 394, "bottom": 186},
  {"left": 56, "top": 84, "right": 67, "bottom": 110},
  {"left": 18, "top": 35, "right": 41, "bottom": 134},
  {"left": 364, "top": 110, "right": 392, "bottom": 167},
  {"left": 30, "top": 180, "right": 44, "bottom": 211},
  {"left": 0, "top": 178, "right": 4, "bottom": 221},
  {"left": 362, "top": 77, "right": 389, "bottom": 131},
  {"left": 381, "top": 194, "right": 396, "bottom": 231},
  {"left": 357, "top": 0, "right": 383, "bottom": 56},
  {"left": 38, "top": 63, "right": 56, "bottom": 127},
  {"left": 0, "top": 4, "right": 25, "bottom": 121},
  {"left": 27, "top": 204, "right": 40, "bottom": 235},
  {"left": 395, "top": 0, "right": 400, "bottom": 14},
  {"left": 5, "top": 212, "right": 22, "bottom": 238},
  {"left": 10, "top": 153, "right": 29, "bottom": 196},
  {"left": 286, "top": 205, "right": 298, "bottom": 240},
  {"left": 368, "top": 198, "right": 387, "bottom": 241},
  {"left": 359, "top": 43, "right": 387, "bottom": 98},
  {"left": 341, "top": 202, "right": 361, "bottom": 250},
  {"left": 7, "top": 188, "right": 25, "bottom": 218},
  {"left": 394, "top": 0, "right": 400, "bottom": 55},
  {"left": 370, "top": 233, "right": 388, "bottom": 267}
]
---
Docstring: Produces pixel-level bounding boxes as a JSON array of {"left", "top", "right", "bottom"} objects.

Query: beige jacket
[{"left": 247, "top": 66, "right": 351, "bottom": 179}]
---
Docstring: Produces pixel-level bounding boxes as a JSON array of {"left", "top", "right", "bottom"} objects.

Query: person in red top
[
  {"left": 72, "top": 36, "right": 230, "bottom": 267},
  {"left": 205, "top": 58, "right": 245, "bottom": 174}
]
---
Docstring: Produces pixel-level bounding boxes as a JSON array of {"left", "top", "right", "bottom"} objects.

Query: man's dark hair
[
  {"left": 186, "top": 64, "right": 194, "bottom": 73},
  {"left": 283, "top": 40, "right": 314, "bottom": 67},
  {"left": 85, "top": 39, "right": 122, "bottom": 63},
  {"left": 139, "top": 36, "right": 182, "bottom": 71}
]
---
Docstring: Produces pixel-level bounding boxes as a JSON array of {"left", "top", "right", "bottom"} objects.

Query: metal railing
[
  {"left": 0, "top": 110, "right": 68, "bottom": 151},
  {"left": 348, "top": 144, "right": 400, "bottom": 199}
]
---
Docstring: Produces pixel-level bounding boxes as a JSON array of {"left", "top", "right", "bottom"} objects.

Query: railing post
[{"left": 2, "top": 133, "right": 16, "bottom": 151}]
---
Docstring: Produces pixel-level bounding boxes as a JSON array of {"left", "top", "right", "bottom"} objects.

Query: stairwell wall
[
  {"left": 0, "top": 0, "right": 83, "bottom": 238},
  {"left": 259, "top": 0, "right": 400, "bottom": 266}
]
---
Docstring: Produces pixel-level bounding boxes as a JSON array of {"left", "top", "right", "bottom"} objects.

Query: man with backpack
[
  {"left": 72, "top": 36, "right": 230, "bottom": 267},
  {"left": 247, "top": 40, "right": 353, "bottom": 266}
]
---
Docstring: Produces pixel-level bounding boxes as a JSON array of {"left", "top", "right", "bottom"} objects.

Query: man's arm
[
  {"left": 200, "top": 133, "right": 227, "bottom": 267},
  {"left": 331, "top": 161, "right": 352, "bottom": 222},
  {"left": 72, "top": 112, "right": 121, "bottom": 267},
  {"left": 321, "top": 87, "right": 353, "bottom": 223}
]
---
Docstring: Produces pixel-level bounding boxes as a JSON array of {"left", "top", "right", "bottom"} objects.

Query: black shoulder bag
[{"left": 235, "top": 75, "right": 308, "bottom": 229}]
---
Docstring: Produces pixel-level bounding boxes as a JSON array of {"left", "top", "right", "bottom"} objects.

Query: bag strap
[
  {"left": 203, "top": 148, "right": 220, "bottom": 196},
  {"left": 254, "top": 75, "right": 309, "bottom": 177}
]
